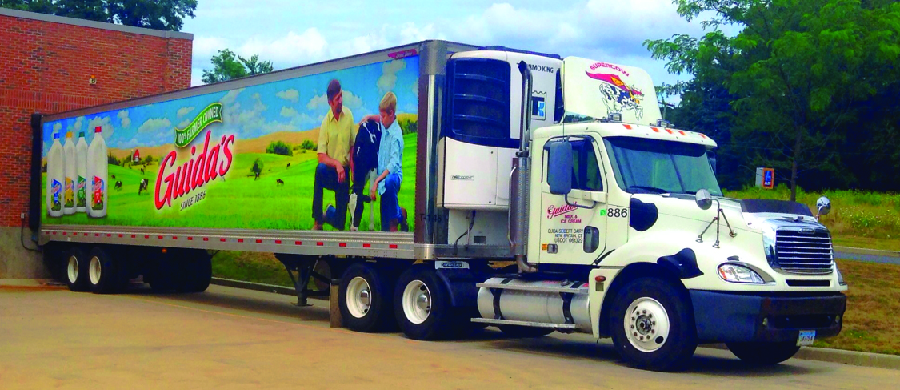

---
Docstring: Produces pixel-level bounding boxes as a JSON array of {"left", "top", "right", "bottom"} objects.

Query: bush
[
  {"left": 266, "top": 140, "right": 293, "bottom": 156},
  {"left": 300, "top": 139, "right": 317, "bottom": 151},
  {"left": 107, "top": 154, "right": 121, "bottom": 166},
  {"left": 398, "top": 117, "right": 418, "bottom": 135}
]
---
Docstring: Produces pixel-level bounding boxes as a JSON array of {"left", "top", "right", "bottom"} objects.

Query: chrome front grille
[{"left": 774, "top": 228, "right": 834, "bottom": 275}]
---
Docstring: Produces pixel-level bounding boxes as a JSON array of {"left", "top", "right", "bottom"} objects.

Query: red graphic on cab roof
[{"left": 585, "top": 62, "right": 646, "bottom": 119}]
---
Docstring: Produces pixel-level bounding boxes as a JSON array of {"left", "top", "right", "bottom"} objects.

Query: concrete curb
[
  {"left": 210, "top": 277, "right": 297, "bottom": 297},
  {"left": 834, "top": 246, "right": 900, "bottom": 258},
  {"left": 706, "top": 343, "right": 900, "bottom": 370}
]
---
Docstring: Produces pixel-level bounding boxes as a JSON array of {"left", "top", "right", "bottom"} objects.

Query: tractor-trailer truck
[{"left": 32, "top": 40, "right": 847, "bottom": 371}]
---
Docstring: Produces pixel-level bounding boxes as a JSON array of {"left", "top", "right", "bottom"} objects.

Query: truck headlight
[{"left": 718, "top": 263, "right": 766, "bottom": 284}]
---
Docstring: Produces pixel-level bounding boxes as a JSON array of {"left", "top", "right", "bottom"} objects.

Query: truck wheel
[
  {"left": 182, "top": 253, "right": 212, "bottom": 293},
  {"left": 65, "top": 247, "right": 90, "bottom": 291},
  {"left": 727, "top": 342, "right": 800, "bottom": 366},
  {"left": 88, "top": 247, "right": 123, "bottom": 294},
  {"left": 609, "top": 277, "right": 697, "bottom": 371},
  {"left": 499, "top": 325, "right": 554, "bottom": 338},
  {"left": 339, "top": 263, "right": 395, "bottom": 332},
  {"left": 394, "top": 265, "right": 455, "bottom": 340}
]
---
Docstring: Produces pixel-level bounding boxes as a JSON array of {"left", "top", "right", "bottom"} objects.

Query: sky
[{"left": 181, "top": 0, "right": 726, "bottom": 100}]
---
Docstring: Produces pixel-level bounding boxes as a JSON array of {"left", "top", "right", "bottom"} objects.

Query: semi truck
[{"left": 32, "top": 40, "right": 847, "bottom": 371}]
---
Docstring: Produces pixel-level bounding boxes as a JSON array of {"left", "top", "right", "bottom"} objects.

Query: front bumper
[{"left": 690, "top": 290, "right": 846, "bottom": 343}]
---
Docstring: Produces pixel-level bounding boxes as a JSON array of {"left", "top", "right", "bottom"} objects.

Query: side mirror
[
  {"left": 817, "top": 196, "right": 831, "bottom": 217},
  {"left": 695, "top": 189, "right": 713, "bottom": 210},
  {"left": 547, "top": 141, "right": 573, "bottom": 195}
]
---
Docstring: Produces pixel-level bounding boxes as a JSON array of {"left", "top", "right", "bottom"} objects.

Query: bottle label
[
  {"left": 76, "top": 175, "right": 86, "bottom": 208},
  {"left": 65, "top": 177, "right": 74, "bottom": 208},
  {"left": 91, "top": 176, "right": 105, "bottom": 211},
  {"left": 51, "top": 179, "right": 62, "bottom": 212}
]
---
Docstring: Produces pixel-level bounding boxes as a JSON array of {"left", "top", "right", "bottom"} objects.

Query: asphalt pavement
[{"left": 2, "top": 283, "right": 898, "bottom": 389}]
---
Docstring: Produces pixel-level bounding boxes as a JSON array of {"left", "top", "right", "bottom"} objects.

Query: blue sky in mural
[{"left": 42, "top": 56, "right": 419, "bottom": 156}]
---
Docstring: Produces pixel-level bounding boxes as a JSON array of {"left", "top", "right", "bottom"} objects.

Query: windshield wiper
[{"left": 627, "top": 186, "right": 670, "bottom": 194}]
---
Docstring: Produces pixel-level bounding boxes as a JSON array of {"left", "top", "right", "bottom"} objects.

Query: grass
[
  {"left": 41, "top": 132, "right": 419, "bottom": 232},
  {"left": 813, "top": 259, "right": 900, "bottom": 355},
  {"left": 211, "top": 251, "right": 293, "bottom": 287},
  {"left": 725, "top": 185, "right": 900, "bottom": 251}
]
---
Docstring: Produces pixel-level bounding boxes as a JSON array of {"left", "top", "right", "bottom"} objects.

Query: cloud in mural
[
  {"left": 306, "top": 93, "right": 328, "bottom": 111},
  {"left": 73, "top": 116, "right": 84, "bottom": 132},
  {"left": 118, "top": 110, "right": 131, "bottom": 128},
  {"left": 178, "top": 119, "right": 192, "bottom": 128},
  {"left": 137, "top": 118, "right": 172, "bottom": 134},
  {"left": 53, "top": 122, "right": 62, "bottom": 135},
  {"left": 306, "top": 89, "right": 362, "bottom": 111},
  {"left": 220, "top": 88, "right": 244, "bottom": 105},
  {"left": 378, "top": 60, "right": 406, "bottom": 93},
  {"left": 281, "top": 106, "right": 299, "bottom": 118},
  {"left": 276, "top": 89, "right": 299, "bottom": 103},
  {"left": 177, "top": 107, "right": 195, "bottom": 118},
  {"left": 88, "top": 116, "right": 114, "bottom": 141}
]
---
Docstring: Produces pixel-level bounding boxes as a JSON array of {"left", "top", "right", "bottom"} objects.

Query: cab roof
[{"left": 533, "top": 122, "right": 718, "bottom": 149}]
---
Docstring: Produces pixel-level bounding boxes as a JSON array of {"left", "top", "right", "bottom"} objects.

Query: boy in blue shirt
[{"left": 369, "top": 92, "right": 408, "bottom": 232}]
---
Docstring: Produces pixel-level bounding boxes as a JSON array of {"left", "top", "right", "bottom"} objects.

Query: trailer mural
[{"left": 41, "top": 55, "right": 420, "bottom": 232}]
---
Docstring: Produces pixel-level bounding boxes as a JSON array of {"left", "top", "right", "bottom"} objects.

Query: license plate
[{"left": 798, "top": 330, "right": 816, "bottom": 346}]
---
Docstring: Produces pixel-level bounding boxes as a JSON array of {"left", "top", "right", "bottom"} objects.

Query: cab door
[{"left": 538, "top": 137, "right": 608, "bottom": 265}]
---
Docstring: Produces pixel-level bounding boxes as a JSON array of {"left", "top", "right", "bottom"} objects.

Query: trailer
[{"left": 33, "top": 40, "right": 847, "bottom": 371}]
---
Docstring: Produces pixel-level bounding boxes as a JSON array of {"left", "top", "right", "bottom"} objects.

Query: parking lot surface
[{"left": 1, "top": 284, "right": 897, "bottom": 389}]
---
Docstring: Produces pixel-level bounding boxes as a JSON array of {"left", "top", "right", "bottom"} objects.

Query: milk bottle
[
  {"left": 87, "top": 126, "right": 108, "bottom": 218},
  {"left": 63, "top": 131, "right": 76, "bottom": 215},
  {"left": 75, "top": 131, "right": 88, "bottom": 213},
  {"left": 46, "top": 130, "right": 64, "bottom": 218}
]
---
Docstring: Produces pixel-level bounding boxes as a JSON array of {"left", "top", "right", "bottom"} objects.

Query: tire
[
  {"left": 727, "top": 341, "right": 800, "bottom": 366},
  {"left": 394, "top": 265, "right": 456, "bottom": 340},
  {"left": 609, "top": 277, "right": 697, "bottom": 371},
  {"left": 498, "top": 325, "right": 554, "bottom": 338},
  {"left": 64, "top": 247, "right": 90, "bottom": 291},
  {"left": 339, "top": 263, "right": 396, "bottom": 332},
  {"left": 88, "top": 247, "right": 123, "bottom": 294},
  {"left": 182, "top": 254, "right": 212, "bottom": 293}
]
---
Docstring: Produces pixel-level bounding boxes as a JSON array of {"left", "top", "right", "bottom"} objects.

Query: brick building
[{"left": 0, "top": 8, "right": 193, "bottom": 278}]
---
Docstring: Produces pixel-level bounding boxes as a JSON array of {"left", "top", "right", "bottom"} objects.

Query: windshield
[{"left": 604, "top": 136, "right": 722, "bottom": 196}]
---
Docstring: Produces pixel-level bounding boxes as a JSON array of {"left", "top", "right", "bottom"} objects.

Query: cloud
[
  {"left": 53, "top": 123, "right": 62, "bottom": 135},
  {"left": 306, "top": 93, "right": 328, "bottom": 111},
  {"left": 177, "top": 107, "right": 195, "bottom": 118},
  {"left": 238, "top": 28, "right": 327, "bottom": 64},
  {"left": 178, "top": 119, "right": 192, "bottom": 128},
  {"left": 117, "top": 110, "right": 131, "bottom": 128},
  {"left": 87, "top": 116, "right": 114, "bottom": 141},
  {"left": 220, "top": 88, "right": 244, "bottom": 105},
  {"left": 137, "top": 118, "right": 173, "bottom": 134},
  {"left": 280, "top": 106, "right": 298, "bottom": 118},
  {"left": 342, "top": 90, "right": 362, "bottom": 110},
  {"left": 378, "top": 60, "right": 406, "bottom": 93},
  {"left": 193, "top": 36, "right": 230, "bottom": 59},
  {"left": 276, "top": 89, "right": 299, "bottom": 103}
]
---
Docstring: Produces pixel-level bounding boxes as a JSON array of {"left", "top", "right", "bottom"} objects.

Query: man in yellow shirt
[{"left": 313, "top": 79, "right": 356, "bottom": 230}]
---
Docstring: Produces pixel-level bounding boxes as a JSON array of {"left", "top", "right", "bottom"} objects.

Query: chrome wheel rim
[
  {"left": 67, "top": 255, "right": 78, "bottom": 284},
  {"left": 89, "top": 256, "right": 102, "bottom": 285},
  {"left": 624, "top": 297, "right": 671, "bottom": 353},
  {"left": 345, "top": 276, "right": 372, "bottom": 318},
  {"left": 402, "top": 280, "right": 431, "bottom": 325}
]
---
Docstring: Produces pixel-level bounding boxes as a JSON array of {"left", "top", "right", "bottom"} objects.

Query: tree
[
  {"left": 646, "top": 0, "right": 900, "bottom": 199},
  {"left": 251, "top": 158, "right": 263, "bottom": 180},
  {"left": 201, "top": 49, "right": 274, "bottom": 84},
  {"left": 0, "top": 0, "right": 198, "bottom": 31}
]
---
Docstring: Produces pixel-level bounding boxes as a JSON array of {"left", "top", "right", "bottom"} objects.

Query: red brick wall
[{"left": 0, "top": 11, "right": 192, "bottom": 227}]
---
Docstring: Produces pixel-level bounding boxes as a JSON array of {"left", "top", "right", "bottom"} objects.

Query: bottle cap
[
  {"left": 78, "top": 131, "right": 85, "bottom": 137},
  {"left": 94, "top": 126, "right": 102, "bottom": 133}
]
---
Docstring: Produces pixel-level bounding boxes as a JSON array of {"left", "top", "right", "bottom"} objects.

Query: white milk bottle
[
  {"left": 87, "top": 126, "right": 108, "bottom": 218},
  {"left": 63, "top": 131, "right": 76, "bottom": 215},
  {"left": 46, "top": 130, "right": 64, "bottom": 218},
  {"left": 75, "top": 131, "right": 88, "bottom": 213}
]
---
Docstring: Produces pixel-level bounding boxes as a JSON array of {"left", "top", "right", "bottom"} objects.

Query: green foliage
[
  {"left": 142, "top": 155, "right": 155, "bottom": 167},
  {"left": 202, "top": 49, "right": 274, "bottom": 84},
  {"left": 107, "top": 154, "right": 120, "bottom": 166},
  {"left": 300, "top": 139, "right": 317, "bottom": 151},
  {"left": 266, "top": 140, "right": 293, "bottom": 156},
  {"left": 397, "top": 117, "right": 418, "bottom": 135},
  {"left": 251, "top": 158, "right": 263, "bottom": 179},
  {"left": 646, "top": 0, "right": 900, "bottom": 198},
  {"left": 0, "top": 0, "right": 197, "bottom": 31}
]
